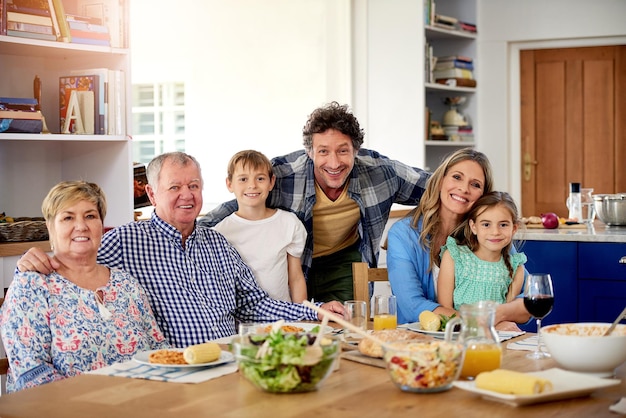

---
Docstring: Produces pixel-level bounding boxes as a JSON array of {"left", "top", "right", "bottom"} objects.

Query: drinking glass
[
  {"left": 343, "top": 300, "right": 367, "bottom": 333},
  {"left": 523, "top": 273, "right": 555, "bottom": 360},
  {"left": 373, "top": 295, "right": 397, "bottom": 331}
]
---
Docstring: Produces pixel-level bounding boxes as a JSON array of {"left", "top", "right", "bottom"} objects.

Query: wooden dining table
[{"left": 0, "top": 334, "right": 623, "bottom": 418}]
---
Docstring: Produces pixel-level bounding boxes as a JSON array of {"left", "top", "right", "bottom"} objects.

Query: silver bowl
[{"left": 593, "top": 194, "right": 626, "bottom": 226}]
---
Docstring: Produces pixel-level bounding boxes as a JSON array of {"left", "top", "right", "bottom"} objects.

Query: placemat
[{"left": 88, "top": 360, "right": 238, "bottom": 383}]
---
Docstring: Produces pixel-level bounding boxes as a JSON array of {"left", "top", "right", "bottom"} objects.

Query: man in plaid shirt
[{"left": 201, "top": 102, "right": 431, "bottom": 303}]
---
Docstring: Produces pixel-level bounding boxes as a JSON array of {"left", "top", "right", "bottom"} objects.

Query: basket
[{"left": 0, "top": 218, "right": 48, "bottom": 242}]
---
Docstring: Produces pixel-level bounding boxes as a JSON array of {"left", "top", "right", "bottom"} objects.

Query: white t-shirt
[{"left": 213, "top": 209, "right": 307, "bottom": 302}]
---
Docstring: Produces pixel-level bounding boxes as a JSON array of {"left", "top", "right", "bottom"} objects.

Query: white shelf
[
  {"left": 424, "top": 0, "right": 477, "bottom": 171},
  {"left": 425, "top": 140, "right": 475, "bottom": 146},
  {"left": 0, "top": 4, "right": 133, "bottom": 229}
]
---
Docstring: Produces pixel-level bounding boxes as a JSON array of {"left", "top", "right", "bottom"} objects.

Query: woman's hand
[{"left": 495, "top": 320, "right": 522, "bottom": 332}]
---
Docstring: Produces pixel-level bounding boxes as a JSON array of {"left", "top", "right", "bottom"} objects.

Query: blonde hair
[
  {"left": 226, "top": 150, "right": 273, "bottom": 181},
  {"left": 409, "top": 148, "right": 494, "bottom": 270},
  {"left": 41, "top": 181, "right": 107, "bottom": 222}
]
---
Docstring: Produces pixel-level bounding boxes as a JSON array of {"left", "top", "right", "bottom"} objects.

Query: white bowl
[{"left": 541, "top": 323, "right": 626, "bottom": 377}]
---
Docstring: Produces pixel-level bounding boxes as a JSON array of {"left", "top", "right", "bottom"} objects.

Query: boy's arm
[
  {"left": 287, "top": 254, "right": 307, "bottom": 303},
  {"left": 436, "top": 250, "right": 456, "bottom": 309}
]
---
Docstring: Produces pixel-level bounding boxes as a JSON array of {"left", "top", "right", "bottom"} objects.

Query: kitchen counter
[{"left": 515, "top": 221, "right": 626, "bottom": 243}]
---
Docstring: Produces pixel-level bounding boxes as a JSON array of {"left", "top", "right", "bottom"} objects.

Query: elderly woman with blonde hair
[{"left": 0, "top": 181, "right": 168, "bottom": 393}]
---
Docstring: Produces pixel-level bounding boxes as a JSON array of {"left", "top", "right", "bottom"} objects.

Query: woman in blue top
[
  {"left": 437, "top": 191, "right": 527, "bottom": 310},
  {"left": 386, "top": 148, "right": 530, "bottom": 330}
]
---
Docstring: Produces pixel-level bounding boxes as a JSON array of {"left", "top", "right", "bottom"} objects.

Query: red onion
[{"left": 541, "top": 212, "right": 559, "bottom": 229}]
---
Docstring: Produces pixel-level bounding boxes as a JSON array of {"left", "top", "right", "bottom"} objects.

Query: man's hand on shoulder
[{"left": 16, "top": 247, "right": 58, "bottom": 274}]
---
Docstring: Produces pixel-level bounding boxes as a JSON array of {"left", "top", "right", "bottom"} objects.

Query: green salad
[{"left": 235, "top": 329, "right": 338, "bottom": 393}]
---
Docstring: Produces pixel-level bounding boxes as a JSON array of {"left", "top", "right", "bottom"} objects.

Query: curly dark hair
[{"left": 302, "top": 101, "right": 364, "bottom": 153}]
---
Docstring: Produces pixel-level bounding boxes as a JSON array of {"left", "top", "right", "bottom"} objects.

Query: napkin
[
  {"left": 88, "top": 360, "right": 238, "bottom": 383},
  {"left": 610, "top": 398, "right": 626, "bottom": 415},
  {"left": 506, "top": 335, "right": 549, "bottom": 352},
  {"left": 497, "top": 330, "right": 525, "bottom": 342}
]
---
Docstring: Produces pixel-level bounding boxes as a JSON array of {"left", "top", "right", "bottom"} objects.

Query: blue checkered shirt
[
  {"left": 199, "top": 149, "right": 430, "bottom": 275},
  {"left": 98, "top": 213, "right": 318, "bottom": 347}
]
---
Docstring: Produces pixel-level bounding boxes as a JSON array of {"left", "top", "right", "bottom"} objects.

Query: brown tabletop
[{"left": 0, "top": 335, "right": 623, "bottom": 418}]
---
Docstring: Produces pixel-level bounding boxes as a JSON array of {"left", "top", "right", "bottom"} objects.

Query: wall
[
  {"left": 479, "top": 0, "right": 626, "bottom": 205},
  {"left": 130, "top": 0, "right": 353, "bottom": 212}
]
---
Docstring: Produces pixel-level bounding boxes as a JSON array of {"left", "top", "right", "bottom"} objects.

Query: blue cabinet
[
  {"left": 515, "top": 240, "right": 626, "bottom": 330},
  {"left": 516, "top": 241, "right": 578, "bottom": 331},
  {"left": 577, "top": 242, "right": 626, "bottom": 322}
]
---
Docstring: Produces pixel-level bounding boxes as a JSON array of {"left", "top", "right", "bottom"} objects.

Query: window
[{"left": 131, "top": 82, "right": 186, "bottom": 164}]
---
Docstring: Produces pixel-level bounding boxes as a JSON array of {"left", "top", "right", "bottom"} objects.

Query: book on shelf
[
  {"left": 6, "top": 0, "right": 52, "bottom": 17},
  {"left": 7, "top": 19, "right": 53, "bottom": 34},
  {"left": 68, "top": 68, "right": 125, "bottom": 135},
  {"left": 0, "top": 118, "right": 43, "bottom": 133},
  {"left": 59, "top": 74, "right": 100, "bottom": 134},
  {"left": 435, "top": 78, "right": 477, "bottom": 88},
  {"left": 437, "top": 55, "right": 473, "bottom": 63},
  {"left": 0, "top": 109, "right": 42, "bottom": 119},
  {"left": 7, "top": 10, "right": 51, "bottom": 25},
  {"left": 0, "top": 96, "right": 38, "bottom": 106},
  {"left": 50, "top": 0, "right": 70, "bottom": 42},
  {"left": 7, "top": 28, "right": 55, "bottom": 40},
  {"left": 1, "top": 0, "right": 7, "bottom": 36},
  {"left": 434, "top": 60, "right": 474, "bottom": 71},
  {"left": 458, "top": 21, "right": 477, "bottom": 33},
  {"left": 433, "top": 68, "right": 473, "bottom": 80}
]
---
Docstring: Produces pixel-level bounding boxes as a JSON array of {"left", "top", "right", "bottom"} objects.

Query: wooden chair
[{"left": 351, "top": 262, "right": 389, "bottom": 319}]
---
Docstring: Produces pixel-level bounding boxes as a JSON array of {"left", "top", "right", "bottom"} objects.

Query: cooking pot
[{"left": 593, "top": 194, "right": 626, "bottom": 226}]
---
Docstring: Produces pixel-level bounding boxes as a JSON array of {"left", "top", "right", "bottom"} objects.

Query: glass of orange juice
[
  {"left": 373, "top": 295, "right": 397, "bottom": 331},
  {"left": 460, "top": 343, "right": 502, "bottom": 379}
]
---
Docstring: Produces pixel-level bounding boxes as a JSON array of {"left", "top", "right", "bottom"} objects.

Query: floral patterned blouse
[{"left": 0, "top": 268, "right": 169, "bottom": 393}]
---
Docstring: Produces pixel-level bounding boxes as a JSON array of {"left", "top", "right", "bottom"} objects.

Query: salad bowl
[
  {"left": 232, "top": 329, "right": 340, "bottom": 393},
  {"left": 383, "top": 340, "right": 464, "bottom": 393}
]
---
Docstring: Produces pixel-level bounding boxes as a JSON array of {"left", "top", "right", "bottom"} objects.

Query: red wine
[{"left": 524, "top": 296, "right": 554, "bottom": 318}]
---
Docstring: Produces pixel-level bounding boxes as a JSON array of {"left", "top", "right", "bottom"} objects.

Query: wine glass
[{"left": 523, "top": 273, "right": 554, "bottom": 360}]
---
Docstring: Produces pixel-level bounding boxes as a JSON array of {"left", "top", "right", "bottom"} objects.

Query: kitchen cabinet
[
  {"left": 515, "top": 236, "right": 626, "bottom": 331},
  {"left": 424, "top": 0, "right": 477, "bottom": 171},
  {"left": 517, "top": 241, "right": 578, "bottom": 332}
]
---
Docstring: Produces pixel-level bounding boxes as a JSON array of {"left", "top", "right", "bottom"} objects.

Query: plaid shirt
[
  {"left": 199, "top": 149, "right": 431, "bottom": 275},
  {"left": 98, "top": 213, "right": 318, "bottom": 347}
]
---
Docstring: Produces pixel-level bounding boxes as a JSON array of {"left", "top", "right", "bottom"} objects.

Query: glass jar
[{"left": 444, "top": 301, "right": 502, "bottom": 380}]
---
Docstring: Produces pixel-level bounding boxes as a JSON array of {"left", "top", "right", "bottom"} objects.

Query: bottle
[{"left": 567, "top": 182, "right": 583, "bottom": 221}]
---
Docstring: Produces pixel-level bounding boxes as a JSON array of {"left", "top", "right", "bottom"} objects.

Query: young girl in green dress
[{"left": 437, "top": 191, "right": 526, "bottom": 310}]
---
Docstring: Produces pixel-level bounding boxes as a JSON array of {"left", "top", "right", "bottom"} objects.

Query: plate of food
[
  {"left": 453, "top": 368, "right": 620, "bottom": 407},
  {"left": 403, "top": 311, "right": 459, "bottom": 339},
  {"left": 241, "top": 321, "right": 334, "bottom": 335},
  {"left": 134, "top": 346, "right": 235, "bottom": 369}
]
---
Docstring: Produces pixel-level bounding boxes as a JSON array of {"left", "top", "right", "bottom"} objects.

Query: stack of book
[
  {"left": 5, "top": 0, "right": 57, "bottom": 41},
  {"left": 0, "top": 97, "right": 43, "bottom": 133},
  {"left": 433, "top": 56, "right": 477, "bottom": 88},
  {"left": 66, "top": 13, "right": 110, "bottom": 46},
  {"left": 1, "top": 0, "right": 127, "bottom": 47}
]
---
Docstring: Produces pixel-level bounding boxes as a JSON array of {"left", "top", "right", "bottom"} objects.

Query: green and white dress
[{"left": 441, "top": 236, "right": 527, "bottom": 310}]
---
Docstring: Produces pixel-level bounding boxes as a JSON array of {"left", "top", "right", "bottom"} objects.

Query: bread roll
[
  {"left": 475, "top": 369, "right": 553, "bottom": 395},
  {"left": 358, "top": 329, "right": 433, "bottom": 358}
]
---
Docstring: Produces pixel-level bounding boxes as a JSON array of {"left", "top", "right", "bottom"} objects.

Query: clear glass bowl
[
  {"left": 232, "top": 333, "right": 340, "bottom": 393},
  {"left": 383, "top": 340, "right": 464, "bottom": 393}
]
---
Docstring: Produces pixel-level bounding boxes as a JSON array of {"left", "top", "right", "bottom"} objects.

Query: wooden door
[{"left": 520, "top": 46, "right": 626, "bottom": 218}]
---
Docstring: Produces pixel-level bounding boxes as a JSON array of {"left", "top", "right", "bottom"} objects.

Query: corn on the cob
[
  {"left": 419, "top": 310, "right": 441, "bottom": 331},
  {"left": 475, "top": 369, "right": 553, "bottom": 394},
  {"left": 183, "top": 342, "right": 221, "bottom": 364}
]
